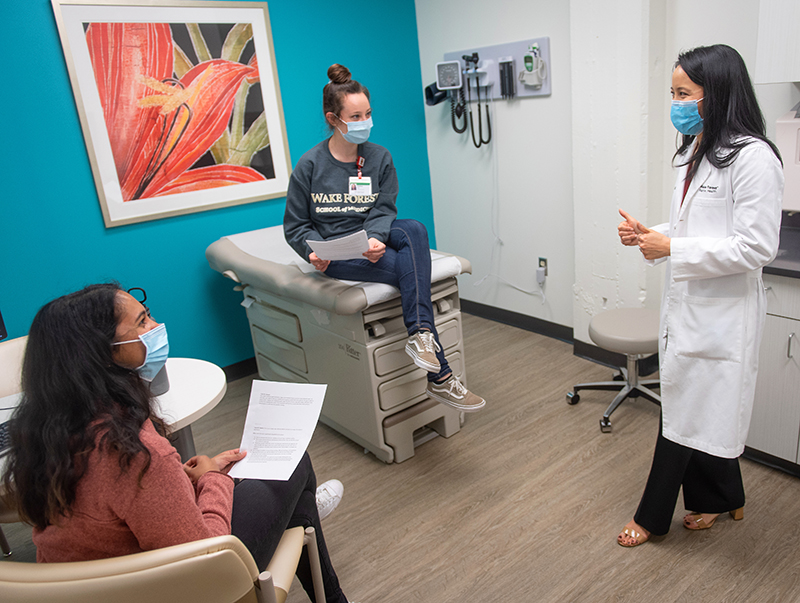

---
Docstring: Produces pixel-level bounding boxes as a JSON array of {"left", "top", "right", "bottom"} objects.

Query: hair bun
[{"left": 327, "top": 64, "right": 352, "bottom": 85}]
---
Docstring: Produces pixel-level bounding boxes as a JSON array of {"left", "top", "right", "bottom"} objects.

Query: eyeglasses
[{"left": 127, "top": 287, "right": 151, "bottom": 317}]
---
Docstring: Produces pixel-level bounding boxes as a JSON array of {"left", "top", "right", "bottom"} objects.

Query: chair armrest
[
  {"left": 256, "top": 571, "right": 278, "bottom": 603},
  {"left": 265, "top": 526, "right": 305, "bottom": 596}
]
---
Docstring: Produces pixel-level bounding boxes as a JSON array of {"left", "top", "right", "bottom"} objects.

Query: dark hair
[
  {"left": 674, "top": 44, "right": 781, "bottom": 181},
  {"left": 323, "top": 64, "right": 370, "bottom": 130},
  {"left": 1, "top": 283, "right": 166, "bottom": 530}
]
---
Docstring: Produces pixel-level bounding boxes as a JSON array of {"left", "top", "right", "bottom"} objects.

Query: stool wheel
[
  {"left": 566, "top": 392, "right": 580, "bottom": 405},
  {"left": 599, "top": 418, "right": 612, "bottom": 433}
]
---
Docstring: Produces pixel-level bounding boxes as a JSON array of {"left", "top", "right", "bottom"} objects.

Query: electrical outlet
[{"left": 538, "top": 257, "right": 548, "bottom": 276}]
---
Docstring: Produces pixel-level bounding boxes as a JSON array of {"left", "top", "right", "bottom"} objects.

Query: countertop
[{"left": 765, "top": 211, "right": 800, "bottom": 279}]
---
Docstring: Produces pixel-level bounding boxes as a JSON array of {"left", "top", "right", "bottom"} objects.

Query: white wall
[
  {"left": 572, "top": 0, "right": 800, "bottom": 344},
  {"left": 664, "top": 0, "right": 800, "bottom": 156},
  {"left": 570, "top": 0, "right": 669, "bottom": 345},
  {"left": 416, "top": 0, "right": 800, "bottom": 345},
  {"left": 415, "top": 0, "right": 575, "bottom": 328}
]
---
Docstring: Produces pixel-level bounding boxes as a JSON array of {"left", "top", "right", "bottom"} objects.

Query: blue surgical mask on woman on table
[{"left": 336, "top": 115, "right": 373, "bottom": 144}]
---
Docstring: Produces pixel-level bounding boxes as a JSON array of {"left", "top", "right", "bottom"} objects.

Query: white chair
[
  {"left": 0, "top": 528, "right": 326, "bottom": 603},
  {"left": 0, "top": 336, "right": 27, "bottom": 556},
  {"left": 0, "top": 337, "right": 326, "bottom": 603},
  {"left": 0, "top": 335, "right": 25, "bottom": 398},
  {"left": 567, "top": 308, "right": 661, "bottom": 432}
]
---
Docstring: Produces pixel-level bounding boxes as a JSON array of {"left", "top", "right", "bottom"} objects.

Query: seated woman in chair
[{"left": 1, "top": 283, "right": 351, "bottom": 603}]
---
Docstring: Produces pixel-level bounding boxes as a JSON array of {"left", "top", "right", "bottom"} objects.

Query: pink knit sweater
[{"left": 33, "top": 420, "right": 234, "bottom": 562}]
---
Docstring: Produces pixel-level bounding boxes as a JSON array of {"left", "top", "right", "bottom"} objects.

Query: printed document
[
  {"left": 307, "top": 230, "right": 369, "bottom": 261},
  {"left": 228, "top": 380, "right": 326, "bottom": 480}
]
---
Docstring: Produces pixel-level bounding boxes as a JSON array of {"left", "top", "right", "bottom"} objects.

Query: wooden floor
[{"left": 4, "top": 314, "right": 800, "bottom": 602}]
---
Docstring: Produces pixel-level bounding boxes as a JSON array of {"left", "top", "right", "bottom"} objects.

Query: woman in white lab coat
[{"left": 616, "top": 44, "right": 783, "bottom": 547}]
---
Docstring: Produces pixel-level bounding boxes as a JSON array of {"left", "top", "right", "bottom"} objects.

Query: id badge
[{"left": 348, "top": 176, "right": 372, "bottom": 196}]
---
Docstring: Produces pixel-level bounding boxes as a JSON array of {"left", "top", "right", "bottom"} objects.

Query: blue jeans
[{"left": 325, "top": 219, "right": 451, "bottom": 382}]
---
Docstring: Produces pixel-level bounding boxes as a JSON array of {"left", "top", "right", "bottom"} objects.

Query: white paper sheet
[
  {"left": 307, "top": 230, "right": 369, "bottom": 261},
  {"left": 228, "top": 380, "right": 326, "bottom": 481}
]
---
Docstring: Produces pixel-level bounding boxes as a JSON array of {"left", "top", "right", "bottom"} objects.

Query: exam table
[{"left": 206, "top": 226, "right": 472, "bottom": 463}]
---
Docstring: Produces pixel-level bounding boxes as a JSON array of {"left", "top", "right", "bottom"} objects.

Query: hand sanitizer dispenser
[{"left": 776, "top": 106, "right": 800, "bottom": 211}]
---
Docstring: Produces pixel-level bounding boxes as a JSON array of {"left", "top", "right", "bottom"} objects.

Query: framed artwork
[{"left": 51, "top": 0, "right": 291, "bottom": 227}]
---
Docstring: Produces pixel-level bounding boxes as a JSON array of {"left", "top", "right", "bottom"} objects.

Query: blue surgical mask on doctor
[
  {"left": 670, "top": 98, "right": 704, "bottom": 135},
  {"left": 336, "top": 115, "right": 373, "bottom": 144},
  {"left": 113, "top": 323, "right": 170, "bottom": 382}
]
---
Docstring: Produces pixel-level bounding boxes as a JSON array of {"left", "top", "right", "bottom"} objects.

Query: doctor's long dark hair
[
  {"left": 1, "top": 284, "right": 166, "bottom": 530},
  {"left": 674, "top": 44, "right": 781, "bottom": 181}
]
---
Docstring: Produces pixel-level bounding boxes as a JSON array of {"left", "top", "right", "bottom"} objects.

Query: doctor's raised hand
[
  {"left": 617, "top": 209, "right": 670, "bottom": 260},
  {"left": 617, "top": 209, "right": 645, "bottom": 246}
]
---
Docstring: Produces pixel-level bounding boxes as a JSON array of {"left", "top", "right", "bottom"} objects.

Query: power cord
[{"left": 472, "top": 94, "right": 545, "bottom": 304}]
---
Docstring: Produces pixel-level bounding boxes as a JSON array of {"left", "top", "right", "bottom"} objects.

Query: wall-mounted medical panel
[{"left": 443, "top": 37, "right": 551, "bottom": 101}]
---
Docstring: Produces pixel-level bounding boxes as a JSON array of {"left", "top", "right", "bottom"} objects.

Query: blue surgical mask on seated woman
[
  {"left": 670, "top": 98, "right": 704, "bottom": 135},
  {"left": 112, "top": 323, "right": 170, "bottom": 381},
  {"left": 336, "top": 115, "right": 373, "bottom": 144}
]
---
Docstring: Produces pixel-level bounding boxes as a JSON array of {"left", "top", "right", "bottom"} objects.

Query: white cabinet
[
  {"left": 755, "top": 0, "right": 800, "bottom": 84},
  {"left": 747, "top": 274, "right": 800, "bottom": 463}
]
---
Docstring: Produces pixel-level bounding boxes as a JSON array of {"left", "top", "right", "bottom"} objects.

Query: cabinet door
[{"left": 748, "top": 315, "right": 800, "bottom": 462}]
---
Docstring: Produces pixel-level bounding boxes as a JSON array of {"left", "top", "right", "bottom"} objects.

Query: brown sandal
[
  {"left": 617, "top": 521, "right": 650, "bottom": 547},
  {"left": 683, "top": 507, "right": 744, "bottom": 530}
]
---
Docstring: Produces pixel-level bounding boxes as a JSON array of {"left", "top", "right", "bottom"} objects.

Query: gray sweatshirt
[{"left": 283, "top": 139, "right": 399, "bottom": 260}]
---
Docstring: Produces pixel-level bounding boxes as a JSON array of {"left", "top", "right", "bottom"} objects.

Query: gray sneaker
[
  {"left": 405, "top": 330, "right": 441, "bottom": 372},
  {"left": 426, "top": 375, "right": 485, "bottom": 412}
]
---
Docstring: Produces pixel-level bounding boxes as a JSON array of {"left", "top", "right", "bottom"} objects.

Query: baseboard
[
  {"left": 460, "top": 299, "right": 662, "bottom": 374},
  {"left": 743, "top": 447, "right": 800, "bottom": 478},
  {"left": 222, "top": 357, "right": 257, "bottom": 382},
  {"left": 460, "top": 299, "right": 573, "bottom": 343}
]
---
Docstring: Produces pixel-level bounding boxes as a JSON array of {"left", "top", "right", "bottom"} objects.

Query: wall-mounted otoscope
[
  {"left": 461, "top": 53, "right": 491, "bottom": 148},
  {"left": 425, "top": 37, "right": 551, "bottom": 148}
]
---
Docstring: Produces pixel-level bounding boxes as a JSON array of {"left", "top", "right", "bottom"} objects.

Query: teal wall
[{"left": 1, "top": 0, "right": 434, "bottom": 367}]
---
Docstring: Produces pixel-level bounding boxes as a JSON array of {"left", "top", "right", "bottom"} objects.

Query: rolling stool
[{"left": 567, "top": 308, "right": 661, "bottom": 432}]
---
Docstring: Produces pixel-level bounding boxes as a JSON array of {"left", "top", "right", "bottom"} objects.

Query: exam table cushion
[{"left": 206, "top": 226, "right": 471, "bottom": 315}]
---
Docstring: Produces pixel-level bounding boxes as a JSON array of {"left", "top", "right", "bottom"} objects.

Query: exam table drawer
[
  {"left": 362, "top": 278, "right": 459, "bottom": 325},
  {"left": 372, "top": 318, "right": 461, "bottom": 377},
  {"left": 256, "top": 353, "right": 309, "bottom": 384},
  {"left": 378, "top": 351, "right": 463, "bottom": 412},
  {"left": 252, "top": 326, "right": 308, "bottom": 374},
  {"left": 247, "top": 299, "right": 303, "bottom": 342}
]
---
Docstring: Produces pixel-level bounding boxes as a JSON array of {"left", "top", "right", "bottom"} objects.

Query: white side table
[
  {"left": 154, "top": 358, "right": 228, "bottom": 461},
  {"left": 1, "top": 357, "right": 227, "bottom": 463}
]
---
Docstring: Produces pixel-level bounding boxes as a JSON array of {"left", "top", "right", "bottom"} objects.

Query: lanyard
[{"left": 356, "top": 144, "right": 364, "bottom": 179}]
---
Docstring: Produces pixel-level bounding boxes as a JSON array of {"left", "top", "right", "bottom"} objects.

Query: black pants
[
  {"left": 230, "top": 452, "right": 347, "bottom": 603},
  {"left": 634, "top": 421, "right": 745, "bottom": 536}
]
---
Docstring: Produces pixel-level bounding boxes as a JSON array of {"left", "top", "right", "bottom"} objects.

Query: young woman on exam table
[
  {"left": 0, "top": 284, "right": 355, "bottom": 603},
  {"left": 283, "top": 63, "right": 485, "bottom": 413},
  {"left": 616, "top": 45, "right": 783, "bottom": 547}
]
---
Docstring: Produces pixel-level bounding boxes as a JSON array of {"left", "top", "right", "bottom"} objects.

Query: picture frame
[{"left": 51, "top": 0, "right": 291, "bottom": 227}]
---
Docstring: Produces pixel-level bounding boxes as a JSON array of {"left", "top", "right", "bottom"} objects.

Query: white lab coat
[{"left": 650, "top": 138, "right": 783, "bottom": 458}]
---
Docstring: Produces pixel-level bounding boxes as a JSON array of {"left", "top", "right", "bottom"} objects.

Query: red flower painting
[{"left": 85, "top": 22, "right": 269, "bottom": 202}]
